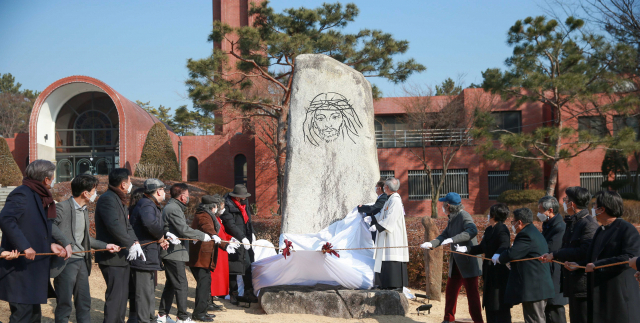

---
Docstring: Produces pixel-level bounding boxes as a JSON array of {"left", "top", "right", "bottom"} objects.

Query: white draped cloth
[
  {"left": 251, "top": 207, "right": 375, "bottom": 292},
  {"left": 372, "top": 192, "right": 409, "bottom": 272}
]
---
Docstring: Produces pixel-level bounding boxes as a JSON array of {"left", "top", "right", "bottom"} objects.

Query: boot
[
  {"left": 230, "top": 291, "right": 239, "bottom": 306},
  {"left": 237, "top": 288, "right": 259, "bottom": 303}
]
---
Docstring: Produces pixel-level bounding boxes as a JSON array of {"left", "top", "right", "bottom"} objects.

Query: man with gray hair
[
  {"left": 0, "top": 159, "right": 67, "bottom": 322},
  {"left": 537, "top": 196, "right": 568, "bottom": 323},
  {"left": 368, "top": 177, "right": 409, "bottom": 289}
]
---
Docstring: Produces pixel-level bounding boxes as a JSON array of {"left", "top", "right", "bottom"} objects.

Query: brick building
[{"left": 4, "top": 1, "right": 635, "bottom": 218}]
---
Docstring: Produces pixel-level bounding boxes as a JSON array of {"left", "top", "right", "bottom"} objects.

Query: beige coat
[{"left": 373, "top": 193, "right": 409, "bottom": 272}]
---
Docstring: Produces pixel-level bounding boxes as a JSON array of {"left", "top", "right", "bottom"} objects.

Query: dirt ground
[{"left": 0, "top": 265, "right": 567, "bottom": 323}]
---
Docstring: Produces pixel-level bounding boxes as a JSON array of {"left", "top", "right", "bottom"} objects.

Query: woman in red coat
[{"left": 211, "top": 200, "right": 232, "bottom": 297}]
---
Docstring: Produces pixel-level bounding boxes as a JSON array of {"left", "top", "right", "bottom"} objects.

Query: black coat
[
  {"left": 221, "top": 194, "right": 255, "bottom": 275},
  {"left": 583, "top": 219, "right": 640, "bottom": 322},
  {"left": 129, "top": 196, "right": 164, "bottom": 271},
  {"left": 553, "top": 209, "right": 598, "bottom": 298},
  {"left": 95, "top": 189, "right": 138, "bottom": 266},
  {"left": 0, "top": 185, "right": 55, "bottom": 304},
  {"left": 468, "top": 223, "right": 511, "bottom": 311},
  {"left": 357, "top": 194, "right": 388, "bottom": 215},
  {"left": 541, "top": 214, "right": 568, "bottom": 306},
  {"left": 499, "top": 223, "right": 556, "bottom": 305}
]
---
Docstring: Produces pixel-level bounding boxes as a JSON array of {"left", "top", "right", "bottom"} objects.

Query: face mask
[
  {"left": 487, "top": 214, "right": 490, "bottom": 222},
  {"left": 219, "top": 208, "right": 225, "bottom": 214},
  {"left": 511, "top": 225, "right": 517, "bottom": 233},
  {"left": 127, "top": 182, "right": 132, "bottom": 194},
  {"left": 89, "top": 191, "right": 97, "bottom": 202},
  {"left": 212, "top": 208, "right": 218, "bottom": 214},
  {"left": 185, "top": 196, "right": 190, "bottom": 204},
  {"left": 537, "top": 212, "right": 549, "bottom": 222},
  {"left": 563, "top": 202, "right": 568, "bottom": 213},
  {"left": 442, "top": 206, "right": 446, "bottom": 214}
]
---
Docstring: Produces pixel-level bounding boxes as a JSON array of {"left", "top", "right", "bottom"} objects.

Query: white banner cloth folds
[{"left": 251, "top": 207, "right": 375, "bottom": 292}]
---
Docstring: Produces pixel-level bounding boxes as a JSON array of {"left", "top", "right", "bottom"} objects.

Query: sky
[{"left": 0, "top": 0, "right": 551, "bottom": 113}]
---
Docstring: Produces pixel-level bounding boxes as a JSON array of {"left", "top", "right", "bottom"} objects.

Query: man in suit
[
  {"left": 358, "top": 181, "right": 388, "bottom": 241},
  {"left": 50, "top": 174, "right": 120, "bottom": 323},
  {"left": 537, "top": 196, "right": 568, "bottom": 323},
  {"left": 540, "top": 186, "right": 598, "bottom": 323},
  {"left": 566, "top": 190, "right": 640, "bottom": 322},
  {"left": 420, "top": 192, "right": 483, "bottom": 323},
  {"left": 158, "top": 183, "right": 213, "bottom": 323},
  {"left": 0, "top": 160, "right": 67, "bottom": 323},
  {"left": 497, "top": 208, "right": 555, "bottom": 323},
  {"left": 95, "top": 168, "right": 145, "bottom": 323}
]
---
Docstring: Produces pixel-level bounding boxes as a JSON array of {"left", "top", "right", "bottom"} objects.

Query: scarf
[
  {"left": 108, "top": 185, "right": 128, "bottom": 205},
  {"left": 22, "top": 178, "right": 56, "bottom": 219},
  {"left": 196, "top": 204, "right": 220, "bottom": 232},
  {"left": 232, "top": 198, "right": 249, "bottom": 224}
]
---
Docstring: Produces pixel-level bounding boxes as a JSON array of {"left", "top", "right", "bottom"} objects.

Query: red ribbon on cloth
[
  {"left": 282, "top": 239, "right": 293, "bottom": 259},
  {"left": 321, "top": 242, "right": 340, "bottom": 258}
]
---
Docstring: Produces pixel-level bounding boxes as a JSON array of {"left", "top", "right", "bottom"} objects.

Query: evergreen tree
[
  {"left": 0, "top": 137, "right": 22, "bottom": 186},
  {"left": 473, "top": 16, "right": 637, "bottom": 195},
  {"left": 435, "top": 78, "right": 463, "bottom": 96},
  {"left": 135, "top": 123, "right": 181, "bottom": 181},
  {"left": 0, "top": 73, "right": 40, "bottom": 137},
  {"left": 508, "top": 158, "right": 542, "bottom": 189},
  {"left": 601, "top": 150, "right": 631, "bottom": 191},
  {"left": 186, "top": 1, "right": 425, "bottom": 206},
  {"left": 136, "top": 100, "right": 177, "bottom": 130}
]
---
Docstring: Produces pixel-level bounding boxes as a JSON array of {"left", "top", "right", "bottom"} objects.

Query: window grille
[
  {"left": 379, "top": 170, "right": 395, "bottom": 181},
  {"left": 488, "top": 171, "right": 523, "bottom": 200},
  {"left": 408, "top": 169, "right": 468, "bottom": 200}
]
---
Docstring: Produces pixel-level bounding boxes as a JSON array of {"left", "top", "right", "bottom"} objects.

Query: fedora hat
[{"left": 229, "top": 184, "right": 251, "bottom": 198}]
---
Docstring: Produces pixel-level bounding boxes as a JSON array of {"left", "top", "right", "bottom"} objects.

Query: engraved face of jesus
[{"left": 313, "top": 108, "right": 344, "bottom": 143}]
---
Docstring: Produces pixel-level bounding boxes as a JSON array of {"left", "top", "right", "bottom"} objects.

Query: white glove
[
  {"left": 420, "top": 242, "right": 433, "bottom": 250},
  {"left": 506, "top": 263, "right": 511, "bottom": 270},
  {"left": 241, "top": 237, "right": 250, "bottom": 250},
  {"left": 492, "top": 253, "right": 500, "bottom": 265},
  {"left": 441, "top": 238, "right": 453, "bottom": 246},
  {"left": 212, "top": 235, "right": 222, "bottom": 244},
  {"left": 127, "top": 243, "right": 146, "bottom": 262},
  {"left": 455, "top": 244, "right": 467, "bottom": 253},
  {"left": 166, "top": 232, "right": 181, "bottom": 245},
  {"left": 369, "top": 225, "right": 377, "bottom": 232},
  {"left": 364, "top": 216, "right": 372, "bottom": 225},
  {"left": 226, "top": 245, "right": 237, "bottom": 254},
  {"left": 229, "top": 237, "right": 240, "bottom": 249},
  {"left": 203, "top": 234, "right": 212, "bottom": 242}
]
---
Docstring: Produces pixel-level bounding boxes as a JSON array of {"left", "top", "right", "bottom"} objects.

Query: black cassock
[{"left": 584, "top": 218, "right": 640, "bottom": 323}]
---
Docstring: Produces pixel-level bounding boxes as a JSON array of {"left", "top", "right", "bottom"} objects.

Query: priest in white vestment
[{"left": 366, "top": 177, "right": 409, "bottom": 289}]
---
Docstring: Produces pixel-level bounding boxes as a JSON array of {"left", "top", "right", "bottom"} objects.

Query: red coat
[{"left": 211, "top": 217, "right": 230, "bottom": 296}]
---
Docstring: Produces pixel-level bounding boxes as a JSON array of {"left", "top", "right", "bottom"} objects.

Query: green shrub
[
  {"left": 135, "top": 123, "right": 180, "bottom": 181},
  {"left": 0, "top": 137, "right": 22, "bottom": 186},
  {"left": 497, "top": 189, "right": 546, "bottom": 205}
]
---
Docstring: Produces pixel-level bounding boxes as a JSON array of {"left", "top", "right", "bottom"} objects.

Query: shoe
[
  {"left": 157, "top": 315, "right": 177, "bottom": 323},
  {"left": 237, "top": 288, "right": 259, "bottom": 303},
  {"left": 207, "top": 303, "right": 223, "bottom": 311},
  {"left": 176, "top": 318, "right": 195, "bottom": 323},
  {"left": 192, "top": 314, "right": 213, "bottom": 322},
  {"left": 205, "top": 314, "right": 216, "bottom": 319},
  {"left": 230, "top": 291, "right": 239, "bottom": 306}
]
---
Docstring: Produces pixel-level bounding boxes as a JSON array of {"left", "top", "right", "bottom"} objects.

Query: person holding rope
[
  {"left": 158, "top": 183, "right": 217, "bottom": 323},
  {"left": 564, "top": 190, "right": 640, "bottom": 322},
  {"left": 368, "top": 177, "right": 409, "bottom": 290},
  {"left": 420, "top": 192, "right": 483, "bottom": 323},
  {"left": 359, "top": 181, "right": 388, "bottom": 241},
  {"left": 458, "top": 203, "right": 512, "bottom": 323},
  {"left": 95, "top": 168, "right": 145, "bottom": 323},
  {"left": 49, "top": 174, "right": 121, "bottom": 323},
  {"left": 0, "top": 160, "right": 68, "bottom": 323},
  {"left": 537, "top": 196, "right": 568, "bottom": 323},
  {"left": 128, "top": 179, "right": 170, "bottom": 323},
  {"left": 496, "top": 208, "right": 555, "bottom": 323},
  {"left": 0, "top": 247, "right": 19, "bottom": 261},
  {"left": 540, "top": 186, "right": 597, "bottom": 323},
  {"left": 187, "top": 195, "right": 228, "bottom": 321}
]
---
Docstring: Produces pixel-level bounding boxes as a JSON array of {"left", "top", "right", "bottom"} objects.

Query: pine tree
[
  {"left": 135, "top": 123, "right": 181, "bottom": 181},
  {"left": 0, "top": 137, "right": 22, "bottom": 186}
]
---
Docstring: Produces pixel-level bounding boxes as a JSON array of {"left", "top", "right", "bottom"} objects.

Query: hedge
[
  {"left": 0, "top": 137, "right": 22, "bottom": 186},
  {"left": 497, "top": 189, "right": 546, "bottom": 205},
  {"left": 135, "top": 123, "right": 180, "bottom": 181}
]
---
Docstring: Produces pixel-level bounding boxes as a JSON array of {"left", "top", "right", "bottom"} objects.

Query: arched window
[
  {"left": 234, "top": 154, "right": 247, "bottom": 186},
  {"left": 187, "top": 157, "right": 199, "bottom": 182}
]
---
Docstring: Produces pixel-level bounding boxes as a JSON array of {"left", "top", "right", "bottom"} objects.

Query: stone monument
[{"left": 281, "top": 54, "right": 380, "bottom": 234}]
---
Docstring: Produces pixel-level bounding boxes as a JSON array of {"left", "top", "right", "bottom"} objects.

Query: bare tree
[
  {"left": 399, "top": 84, "right": 493, "bottom": 218},
  {"left": 0, "top": 92, "right": 32, "bottom": 138}
]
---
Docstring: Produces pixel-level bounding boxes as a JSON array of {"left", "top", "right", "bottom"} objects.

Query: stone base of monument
[{"left": 258, "top": 284, "right": 409, "bottom": 319}]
